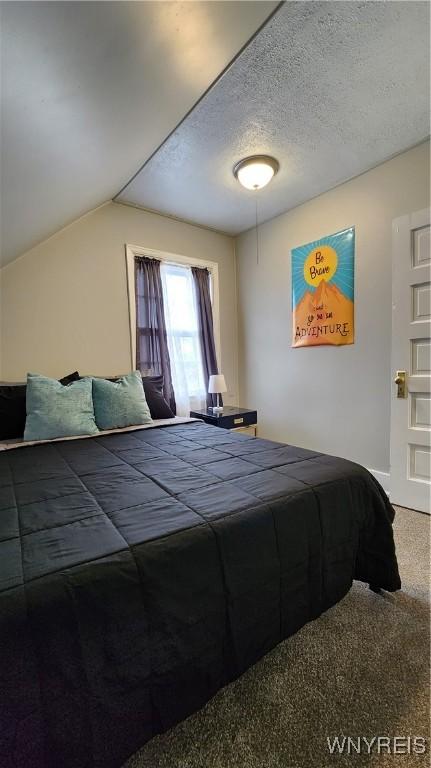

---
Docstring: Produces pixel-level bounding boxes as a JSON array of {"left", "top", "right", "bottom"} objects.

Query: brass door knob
[{"left": 394, "top": 371, "right": 407, "bottom": 398}]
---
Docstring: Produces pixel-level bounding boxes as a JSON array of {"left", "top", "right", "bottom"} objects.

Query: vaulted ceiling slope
[
  {"left": 0, "top": 1, "right": 278, "bottom": 265},
  {"left": 117, "top": 1, "right": 430, "bottom": 235}
]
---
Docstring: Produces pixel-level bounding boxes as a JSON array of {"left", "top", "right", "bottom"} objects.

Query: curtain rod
[{"left": 134, "top": 253, "right": 213, "bottom": 273}]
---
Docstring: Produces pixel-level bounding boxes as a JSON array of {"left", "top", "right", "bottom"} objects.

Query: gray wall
[{"left": 236, "top": 141, "right": 430, "bottom": 473}]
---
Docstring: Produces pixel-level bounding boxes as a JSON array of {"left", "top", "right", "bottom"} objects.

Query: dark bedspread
[{"left": 0, "top": 421, "right": 400, "bottom": 768}]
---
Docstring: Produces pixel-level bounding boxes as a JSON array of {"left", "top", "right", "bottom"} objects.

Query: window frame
[{"left": 125, "top": 243, "right": 220, "bottom": 372}]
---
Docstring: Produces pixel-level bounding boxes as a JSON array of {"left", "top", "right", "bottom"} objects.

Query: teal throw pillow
[
  {"left": 24, "top": 373, "right": 98, "bottom": 441},
  {"left": 92, "top": 370, "right": 152, "bottom": 430}
]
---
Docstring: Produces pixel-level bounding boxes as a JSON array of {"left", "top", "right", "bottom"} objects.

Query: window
[
  {"left": 160, "top": 262, "right": 206, "bottom": 414},
  {"left": 125, "top": 245, "right": 220, "bottom": 416}
]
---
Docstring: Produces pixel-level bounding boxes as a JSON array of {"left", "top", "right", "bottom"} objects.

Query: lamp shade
[{"left": 208, "top": 374, "right": 227, "bottom": 394}]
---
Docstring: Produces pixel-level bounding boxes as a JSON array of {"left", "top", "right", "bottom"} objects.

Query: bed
[{"left": 0, "top": 418, "right": 400, "bottom": 768}]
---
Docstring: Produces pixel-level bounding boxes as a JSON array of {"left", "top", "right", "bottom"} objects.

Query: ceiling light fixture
[{"left": 233, "top": 155, "right": 279, "bottom": 190}]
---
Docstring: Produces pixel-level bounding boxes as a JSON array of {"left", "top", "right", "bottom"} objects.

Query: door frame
[{"left": 390, "top": 207, "right": 430, "bottom": 512}]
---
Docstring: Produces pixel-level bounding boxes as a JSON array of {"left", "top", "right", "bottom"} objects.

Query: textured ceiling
[
  {"left": 0, "top": 1, "right": 278, "bottom": 265},
  {"left": 117, "top": 1, "right": 430, "bottom": 235}
]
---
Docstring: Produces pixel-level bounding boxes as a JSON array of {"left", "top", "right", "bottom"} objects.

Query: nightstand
[{"left": 190, "top": 406, "right": 258, "bottom": 436}]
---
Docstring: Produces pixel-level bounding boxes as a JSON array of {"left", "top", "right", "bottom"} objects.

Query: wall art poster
[{"left": 292, "top": 227, "right": 355, "bottom": 347}]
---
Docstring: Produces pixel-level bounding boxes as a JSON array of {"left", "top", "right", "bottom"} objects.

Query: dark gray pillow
[{"left": 142, "top": 376, "right": 175, "bottom": 419}]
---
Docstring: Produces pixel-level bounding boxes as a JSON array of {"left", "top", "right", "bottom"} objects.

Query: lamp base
[{"left": 212, "top": 406, "right": 224, "bottom": 414}]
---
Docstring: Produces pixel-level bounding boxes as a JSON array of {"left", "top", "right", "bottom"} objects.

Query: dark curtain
[
  {"left": 135, "top": 256, "right": 176, "bottom": 414},
  {"left": 192, "top": 267, "right": 221, "bottom": 409}
]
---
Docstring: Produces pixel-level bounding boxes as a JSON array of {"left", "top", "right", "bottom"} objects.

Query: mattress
[{"left": 0, "top": 419, "right": 401, "bottom": 768}]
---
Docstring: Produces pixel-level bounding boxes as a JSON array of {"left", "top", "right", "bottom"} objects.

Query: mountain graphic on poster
[{"left": 295, "top": 280, "right": 353, "bottom": 320}]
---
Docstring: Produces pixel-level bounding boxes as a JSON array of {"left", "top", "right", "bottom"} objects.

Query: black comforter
[{"left": 0, "top": 421, "right": 400, "bottom": 768}]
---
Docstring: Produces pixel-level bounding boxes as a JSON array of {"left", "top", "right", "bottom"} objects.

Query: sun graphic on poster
[{"left": 303, "top": 245, "right": 337, "bottom": 286}]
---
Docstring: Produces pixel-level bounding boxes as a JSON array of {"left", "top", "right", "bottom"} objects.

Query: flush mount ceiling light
[{"left": 233, "top": 155, "right": 279, "bottom": 190}]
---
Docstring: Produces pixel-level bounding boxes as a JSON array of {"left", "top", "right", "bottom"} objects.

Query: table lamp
[{"left": 208, "top": 374, "right": 227, "bottom": 414}]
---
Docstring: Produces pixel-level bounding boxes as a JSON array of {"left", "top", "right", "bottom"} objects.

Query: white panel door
[{"left": 391, "top": 209, "right": 430, "bottom": 513}]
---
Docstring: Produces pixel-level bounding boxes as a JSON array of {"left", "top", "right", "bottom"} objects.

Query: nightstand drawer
[{"left": 216, "top": 410, "right": 257, "bottom": 430}]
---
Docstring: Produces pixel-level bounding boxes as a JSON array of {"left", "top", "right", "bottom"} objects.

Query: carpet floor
[{"left": 124, "top": 506, "right": 430, "bottom": 768}]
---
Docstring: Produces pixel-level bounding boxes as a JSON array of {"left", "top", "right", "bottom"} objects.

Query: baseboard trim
[{"left": 367, "top": 469, "right": 390, "bottom": 496}]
